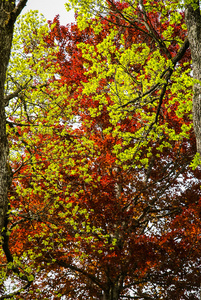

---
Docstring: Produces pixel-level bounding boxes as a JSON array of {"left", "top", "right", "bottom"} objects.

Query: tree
[
  {"left": 0, "top": 0, "right": 28, "bottom": 233},
  {"left": 0, "top": 0, "right": 32, "bottom": 295},
  {"left": 185, "top": 0, "right": 201, "bottom": 154},
  {"left": 0, "top": 7, "right": 200, "bottom": 299},
  {"left": 0, "top": 8, "right": 65, "bottom": 297},
  {"left": 65, "top": 0, "right": 201, "bottom": 157}
]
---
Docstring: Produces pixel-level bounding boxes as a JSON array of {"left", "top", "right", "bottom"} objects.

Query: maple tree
[
  {"left": 66, "top": 0, "right": 201, "bottom": 156},
  {"left": 0, "top": 2, "right": 200, "bottom": 299}
]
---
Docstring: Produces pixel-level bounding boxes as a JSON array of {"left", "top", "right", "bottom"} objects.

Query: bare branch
[
  {"left": 4, "top": 76, "right": 32, "bottom": 106},
  {"left": 10, "top": 0, "right": 28, "bottom": 24}
]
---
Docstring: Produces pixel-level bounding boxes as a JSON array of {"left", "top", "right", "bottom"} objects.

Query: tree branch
[
  {"left": 56, "top": 259, "right": 105, "bottom": 291},
  {"left": 10, "top": 0, "right": 28, "bottom": 24},
  {"left": 4, "top": 76, "right": 32, "bottom": 106}
]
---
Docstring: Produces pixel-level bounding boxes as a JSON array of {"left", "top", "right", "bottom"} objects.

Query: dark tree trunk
[
  {"left": 0, "top": 0, "right": 15, "bottom": 234},
  {"left": 102, "top": 275, "right": 124, "bottom": 300},
  {"left": 102, "top": 286, "right": 120, "bottom": 300},
  {"left": 185, "top": 1, "right": 201, "bottom": 154},
  {"left": 0, "top": 0, "right": 28, "bottom": 233}
]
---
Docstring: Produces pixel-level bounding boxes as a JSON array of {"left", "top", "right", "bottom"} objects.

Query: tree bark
[
  {"left": 185, "top": 1, "right": 201, "bottom": 154},
  {"left": 0, "top": 0, "right": 28, "bottom": 233},
  {"left": 102, "top": 282, "right": 121, "bottom": 300}
]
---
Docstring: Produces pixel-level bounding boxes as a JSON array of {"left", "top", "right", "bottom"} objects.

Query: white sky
[{"left": 22, "top": 0, "right": 75, "bottom": 25}]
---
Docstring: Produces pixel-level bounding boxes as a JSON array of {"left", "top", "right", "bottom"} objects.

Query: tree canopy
[{"left": 0, "top": 1, "right": 201, "bottom": 300}]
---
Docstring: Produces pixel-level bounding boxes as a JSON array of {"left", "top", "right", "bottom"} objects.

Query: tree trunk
[
  {"left": 102, "top": 285, "right": 121, "bottom": 300},
  {"left": 185, "top": 1, "right": 201, "bottom": 154},
  {"left": 0, "top": 1, "right": 15, "bottom": 233},
  {"left": 0, "top": 0, "right": 28, "bottom": 233},
  {"left": 102, "top": 274, "right": 124, "bottom": 300}
]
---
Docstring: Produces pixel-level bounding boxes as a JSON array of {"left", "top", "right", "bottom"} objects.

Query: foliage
[{"left": 0, "top": 2, "right": 201, "bottom": 300}]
